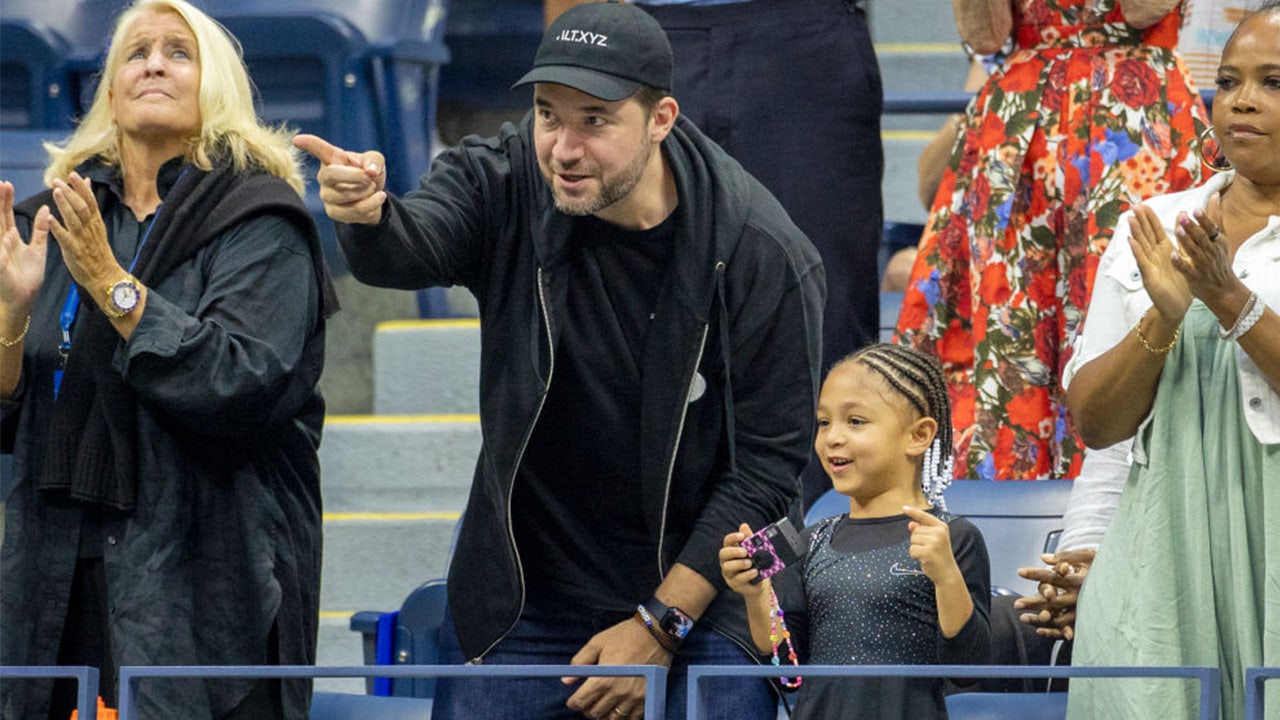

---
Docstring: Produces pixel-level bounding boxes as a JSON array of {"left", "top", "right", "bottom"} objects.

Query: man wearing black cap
[{"left": 296, "top": 2, "right": 823, "bottom": 718}]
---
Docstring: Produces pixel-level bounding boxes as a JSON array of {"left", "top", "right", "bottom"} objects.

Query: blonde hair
[{"left": 43, "top": 0, "right": 304, "bottom": 195}]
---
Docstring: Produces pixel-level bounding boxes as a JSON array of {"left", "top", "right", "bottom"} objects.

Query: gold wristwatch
[{"left": 102, "top": 275, "right": 141, "bottom": 319}]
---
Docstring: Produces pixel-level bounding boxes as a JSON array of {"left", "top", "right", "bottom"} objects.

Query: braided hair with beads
[{"left": 841, "top": 343, "right": 955, "bottom": 508}]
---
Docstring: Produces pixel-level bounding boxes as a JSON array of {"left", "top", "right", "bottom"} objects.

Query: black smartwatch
[{"left": 642, "top": 598, "right": 694, "bottom": 648}]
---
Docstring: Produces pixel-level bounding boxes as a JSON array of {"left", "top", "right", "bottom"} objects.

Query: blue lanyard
[{"left": 53, "top": 177, "right": 175, "bottom": 398}]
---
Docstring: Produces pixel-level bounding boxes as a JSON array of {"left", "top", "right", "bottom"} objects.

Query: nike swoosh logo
[{"left": 889, "top": 562, "right": 925, "bottom": 576}]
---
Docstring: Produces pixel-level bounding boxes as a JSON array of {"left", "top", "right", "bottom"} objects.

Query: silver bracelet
[{"left": 1219, "top": 291, "right": 1265, "bottom": 342}]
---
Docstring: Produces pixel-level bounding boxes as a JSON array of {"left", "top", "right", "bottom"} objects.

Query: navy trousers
[{"left": 432, "top": 600, "right": 778, "bottom": 719}]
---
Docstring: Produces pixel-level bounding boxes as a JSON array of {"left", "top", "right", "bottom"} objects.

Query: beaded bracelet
[
  {"left": 0, "top": 315, "right": 30, "bottom": 348},
  {"left": 633, "top": 606, "right": 679, "bottom": 654},
  {"left": 1219, "top": 291, "right": 1265, "bottom": 342},
  {"left": 768, "top": 587, "right": 801, "bottom": 689},
  {"left": 1135, "top": 307, "right": 1179, "bottom": 355}
]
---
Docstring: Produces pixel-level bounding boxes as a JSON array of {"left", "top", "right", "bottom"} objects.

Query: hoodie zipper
[
  {"left": 659, "top": 260, "right": 726, "bottom": 580},
  {"left": 655, "top": 322, "right": 710, "bottom": 581},
  {"left": 470, "top": 266, "right": 556, "bottom": 665}
]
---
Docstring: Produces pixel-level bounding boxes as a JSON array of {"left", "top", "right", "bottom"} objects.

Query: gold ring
[{"left": 611, "top": 709, "right": 628, "bottom": 719}]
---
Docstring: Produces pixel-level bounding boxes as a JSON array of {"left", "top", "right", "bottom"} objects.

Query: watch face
[
  {"left": 111, "top": 280, "right": 139, "bottom": 313},
  {"left": 662, "top": 608, "right": 694, "bottom": 639}
]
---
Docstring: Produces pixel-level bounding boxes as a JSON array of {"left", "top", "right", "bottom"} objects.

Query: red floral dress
[{"left": 895, "top": 0, "right": 1208, "bottom": 480}]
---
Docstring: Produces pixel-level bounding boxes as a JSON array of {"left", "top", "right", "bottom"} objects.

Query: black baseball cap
[{"left": 512, "top": 1, "right": 673, "bottom": 102}]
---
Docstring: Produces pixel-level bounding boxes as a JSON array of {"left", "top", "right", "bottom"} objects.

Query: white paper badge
[{"left": 688, "top": 372, "right": 707, "bottom": 403}]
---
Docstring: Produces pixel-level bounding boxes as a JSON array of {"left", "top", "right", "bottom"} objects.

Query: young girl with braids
[{"left": 719, "top": 343, "right": 992, "bottom": 719}]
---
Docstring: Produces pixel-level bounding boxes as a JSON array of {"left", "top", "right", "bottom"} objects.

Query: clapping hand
[
  {"left": 47, "top": 173, "right": 122, "bottom": 292},
  {"left": 0, "top": 181, "right": 49, "bottom": 312},
  {"left": 1128, "top": 204, "right": 1192, "bottom": 324},
  {"left": 1170, "top": 194, "right": 1243, "bottom": 307},
  {"left": 1014, "top": 549, "right": 1095, "bottom": 640}
]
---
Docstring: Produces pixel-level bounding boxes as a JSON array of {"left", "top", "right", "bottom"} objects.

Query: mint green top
[{"left": 1069, "top": 301, "right": 1280, "bottom": 720}]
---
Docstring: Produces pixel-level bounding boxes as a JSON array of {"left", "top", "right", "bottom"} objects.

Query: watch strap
[
  {"left": 633, "top": 606, "right": 679, "bottom": 654},
  {"left": 640, "top": 598, "right": 694, "bottom": 649}
]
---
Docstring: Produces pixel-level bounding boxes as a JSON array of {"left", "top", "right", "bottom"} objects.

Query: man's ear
[
  {"left": 906, "top": 416, "right": 938, "bottom": 458},
  {"left": 649, "top": 95, "right": 679, "bottom": 142}
]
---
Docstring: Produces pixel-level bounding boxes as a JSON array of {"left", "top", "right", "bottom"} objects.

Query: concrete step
[
  {"left": 869, "top": 0, "right": 960, "bottom": 45},
  {"left": 315, "top": 504, "right": 458, "bottom": 692},
  {"left": 316, "top": 521, "right": 455, "bottom": 685},
  {"left": 878, "top": 46, "right": 970, "bottom": 97},
  {"left": 884, "top": 135, "right": 933, "bottom": 226},
  {"left": 319, "top": 415, "right": 480, "bottom": 514},
  {"left": 320, "top": 515, "right": 457, "bottom": 611},
  {"left": 373, "top": 320, "right": 481, "bottom": 414}
]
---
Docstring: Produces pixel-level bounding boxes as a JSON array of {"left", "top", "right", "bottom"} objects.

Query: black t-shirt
[{"left": 513, "top": 212, "right": 677, "bottom": 614}]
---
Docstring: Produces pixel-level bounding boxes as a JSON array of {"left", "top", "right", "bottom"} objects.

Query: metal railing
[
  {"left": 8, "top": 661, "right": 1267, "bottom": 718},
  {"left": 1245, "top": 666, "right": 1280, "bottom": 720},
  {"left": 0, "top": 665, "right": 100, "bottom": 720},
  {"left": 881, "top": 89, "right": 1217, "bottom": 115},
  {"left": 685, "top": 664, "right": 1222, "bottom": 720},
  {"left": 116, "top": 664, "right": 666, "bottom": 720}
]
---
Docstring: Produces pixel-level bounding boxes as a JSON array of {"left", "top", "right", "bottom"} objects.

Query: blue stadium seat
[
  {"left": 0, "top": 129, "right": 68, "bottom": 200},
  {"left": 945, "top": 691, "right": 1068, "bottom": 719},
  {"left": 880, "top": 221, "right": 923, "bottom": 268},
  {"left": 804, "top": 479, "right": 1072, "bottom": 595},
  {"left": 205, "top": 0, "right": 447, "bottom": 196},
  {"left": 200, "top": 0, "right": 448, "bottom": 275},
  {"left": 804, "top": 490, "right": 848, "bottom": 525},
  {"left": 945, "top": 479, "right": 1072, "bottom": 595},
  {"left": 0, "top": 0, "right": 121, "bottom": 129},
  {"left": 309, "top": 691, "right": 432, "bottom": 719},
  {"left": 349, "top": 578, "right": 448, "bottom": 698},
  {"left": 0, "top": 19, "right": 75, "bottom": 129},
  {"left": 438, "top": 0, "right": 542, "bottom": 116}
]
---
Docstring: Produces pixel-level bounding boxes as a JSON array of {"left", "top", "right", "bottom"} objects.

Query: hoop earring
[{"left": 1198, "top": 126, "right": 1231, "bottom": 174}]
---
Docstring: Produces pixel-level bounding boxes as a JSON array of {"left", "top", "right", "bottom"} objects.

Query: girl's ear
[{"left": 906, "top": 416, "right": 938, "bottom": 458}]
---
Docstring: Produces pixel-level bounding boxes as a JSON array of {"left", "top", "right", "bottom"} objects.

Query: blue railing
[
  {"left": 882, "top": 89, "right": 1216, "bottom": 115},
  {"left": 11, "top": 661, "right": 1269, "bottom": 718},
  {"left": 1245, "top": 666, "right": 1280, "bottom": 720},
  {"left": 685, "top": 664, "right": 1222, "bottom": 720},
  {"left": 0, "top": 665, "right": 100, "bottom": 720},
  {"left": 116, "top": 664, "right": 667, "bottom": 720}
]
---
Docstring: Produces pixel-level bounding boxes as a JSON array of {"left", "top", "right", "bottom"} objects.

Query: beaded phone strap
[{"left": 768, "top": 587, "right": 801, "bottom": 689}]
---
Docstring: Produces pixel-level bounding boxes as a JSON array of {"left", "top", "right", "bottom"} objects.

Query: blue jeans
[{"left": 432, "top": 601, "right": 777, "bottom": 720}]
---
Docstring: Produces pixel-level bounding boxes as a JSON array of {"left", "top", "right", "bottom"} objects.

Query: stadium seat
[
  {"left": 804, "top": 479, "right": 1072, "bottom": 595},
  {"left": 349, "top": 578, "right": 448, "bottom": 698},
  {"left": 0, "top": 129, "right": 68, "bottom": 200},
  {"left": 804, "top": 489, "right": 848, "bottom": 525},
  {"left": 205, "top": 0, "right": 447, "bottom": 196},
  {"left": 880, "top": 221, "right": 923, "bottom": 270},
  {"left": 438, "top": 0, "right": 542, "bottom": 117},
  {"left": 202, "top": 0, "right": 448, "bottom": 275},
  {"left": 945, "top": 690, "right": 1068, "bottom": 719},
  {"left": 0, "top": 0, "right": 122, "bottom": 129},
  {"left": 945, "top": 479, "right": 1072, "bottom": 595},
  {"left": 309, "top": 691, "right": 432, "bottom": 719},
  {"left": 0, "top": 19, "right": 75, "bottom": 129}
]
